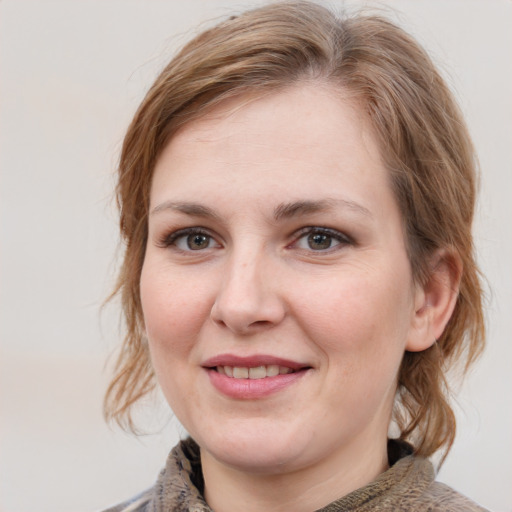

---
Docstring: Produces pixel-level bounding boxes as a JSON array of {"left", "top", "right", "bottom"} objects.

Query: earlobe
[{"left": 406, "top": 249, "right": 462, "bottom": 352}]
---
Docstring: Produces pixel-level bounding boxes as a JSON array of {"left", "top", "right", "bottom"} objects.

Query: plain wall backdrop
[{"left": 1, "top": 1, "right": 511, "bottom": 511}]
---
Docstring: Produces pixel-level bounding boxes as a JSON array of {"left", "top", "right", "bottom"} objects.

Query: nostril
[
  {"left": 251, "top": 320, "right": 272, "bottom": 327},
  {"left": 212, "top": 317, "right": 227, "bottom": 328},
  {"left": 244, "top": 319, "right": 277, "bottom": 333}
]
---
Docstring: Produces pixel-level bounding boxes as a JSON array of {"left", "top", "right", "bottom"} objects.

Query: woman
[{"left": 103, "top": 2, "right": 487, "bottom": 510}]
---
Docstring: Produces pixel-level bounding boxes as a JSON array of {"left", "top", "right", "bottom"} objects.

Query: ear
[{"left": 406, "top": 249, "right": 462, "bottom": 352}]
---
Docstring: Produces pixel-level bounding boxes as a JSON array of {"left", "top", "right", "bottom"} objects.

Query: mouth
[
  {"left": 214, "top": 364, "right": 296, "bottom": 379},
  {"left": 203, "top": 354, "right": 310, "bottom": 377},
  {"left": 202, "top": 355, "right": 311, "bottom": 397}
]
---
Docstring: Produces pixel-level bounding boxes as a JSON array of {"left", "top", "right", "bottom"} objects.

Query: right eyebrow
[{"left": 150, "top": 201, "right": 221, "bottom": 221}]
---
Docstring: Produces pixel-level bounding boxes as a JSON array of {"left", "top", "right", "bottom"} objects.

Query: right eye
[
  {"left": 177, "top": 233, "right": 216, "bottom": 251},
  {"left": 159, "top": 228, "right": 221, "bottom": 252}
]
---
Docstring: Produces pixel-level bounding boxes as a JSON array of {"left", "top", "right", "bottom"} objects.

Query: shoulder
[
  {"left": 419, "top": 481, "right": 489, "bottom": 512},
  {"left": 390, "top": 454, "right": 489, "bottom": 512},
  {"left": 384, "top": 442, "right": 489, "bottom": 512},
  {"left": 99, "top": 487, "right": 153, "bottom": 512},
  {"left": 98, "top": 438, "right": 207, "bottom": 512}
]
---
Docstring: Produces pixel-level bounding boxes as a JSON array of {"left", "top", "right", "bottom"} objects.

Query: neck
[{"left": 201, "top": 433, "right": 389, "bottom": 512}]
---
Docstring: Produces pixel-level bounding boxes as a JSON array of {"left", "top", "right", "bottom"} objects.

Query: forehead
[
  {"left": 168, "top": 84, "right": 378, "bottom": 159},
  {"left": 151, "top": 83, "right": 392, "bottom": 217}
]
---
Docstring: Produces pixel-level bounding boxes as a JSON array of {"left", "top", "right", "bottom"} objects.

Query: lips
[{"left": 202, "top": 354, "right": 311, "bottom": 399}]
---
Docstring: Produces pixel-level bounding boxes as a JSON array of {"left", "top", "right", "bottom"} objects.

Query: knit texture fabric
[{"left": 102, "top": 438, "right": 488, "bottom": 512}]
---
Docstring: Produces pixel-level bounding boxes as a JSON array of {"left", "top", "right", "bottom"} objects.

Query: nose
[{"left": 210, "top": 250, "right": 286, "bottom": 335}]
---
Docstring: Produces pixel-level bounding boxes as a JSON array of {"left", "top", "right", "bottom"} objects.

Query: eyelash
[
  {"left": 157, "top": 226, "right": 353, "bottom": 253},
  {"left": 157, "top": 227, "right": 218, "bottom": 250},
  {"left": 290, "top": 226, "right": 353, "bottom": 252}
]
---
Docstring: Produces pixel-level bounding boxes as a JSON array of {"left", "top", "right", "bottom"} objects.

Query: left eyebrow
[{"left": 273, "top": 199, "right": 372, "bottom": 221}]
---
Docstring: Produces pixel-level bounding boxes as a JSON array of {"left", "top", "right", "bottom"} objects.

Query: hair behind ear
[{"left": 396, "top": 344, "right": 456, "bottom": 464}]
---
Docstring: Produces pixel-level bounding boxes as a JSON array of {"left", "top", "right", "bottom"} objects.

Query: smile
[
  {"left": 216, "top": 365, "right": 294, "bottom": 379},
  {"left": 203, "top": 355, "right": 311, "bottom": 399}
]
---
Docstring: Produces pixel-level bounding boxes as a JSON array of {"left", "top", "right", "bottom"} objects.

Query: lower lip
[{"left": 206, "top": 368, "right": 309, "bottom": 399}]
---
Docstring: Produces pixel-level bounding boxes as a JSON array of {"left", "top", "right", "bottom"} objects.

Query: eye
[
  {"left": 293, "top": 227, "right": 351, "bottom": 252},
  {"left": 177, "top": 233, "right": 215, "bottom": 251},
  {"left": 159, "top": 228, "right": 221, "bottom": 252}
]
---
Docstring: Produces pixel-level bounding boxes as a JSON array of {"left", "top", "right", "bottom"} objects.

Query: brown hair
[{"left": 104, "top": 1, "right": 485, "bottom": 459}]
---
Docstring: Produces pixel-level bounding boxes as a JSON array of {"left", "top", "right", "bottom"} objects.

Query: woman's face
[{"left": 141, "top": 85, "right": 425, "bottom": 475}]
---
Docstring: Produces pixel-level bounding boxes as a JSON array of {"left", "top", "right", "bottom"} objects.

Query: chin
[
  {"left": 195, "top": 420, "right": 314, "bottom": 474},
  {"left": 210, "top": 443, "right": 303, "bottom": 474}
]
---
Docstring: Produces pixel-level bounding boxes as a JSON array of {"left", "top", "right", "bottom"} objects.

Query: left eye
[{"left": 294, "top": 228, "right": 350, "bottom": 251}]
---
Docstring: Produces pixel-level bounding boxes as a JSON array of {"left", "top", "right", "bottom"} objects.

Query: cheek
[
  {"left": 139, "top": 263, "right": 214, "bottom": 355},
  {"left": 291, "top": 272, "right": 413, "bottom": 422},
  {"left": 292, "top": 269, "right": 413, "bottom": 358}
]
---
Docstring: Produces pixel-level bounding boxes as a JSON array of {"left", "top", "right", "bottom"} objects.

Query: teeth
[
  {"left": 248, "top": 366, "right": 266, "bottom": 379},
  {"left": 233, "top": 367, "right": 249, "bottom": 379},
  {"left": 216, "top": 365, "right": 295, "bottom": 379},
  {"left": 266, "top": 365, "right": 279, "bottom": 377}
]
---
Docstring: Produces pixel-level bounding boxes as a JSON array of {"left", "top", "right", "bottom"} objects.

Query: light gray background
[{"left": 1, "top": 1, "right": 511, "bottom": 511}]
